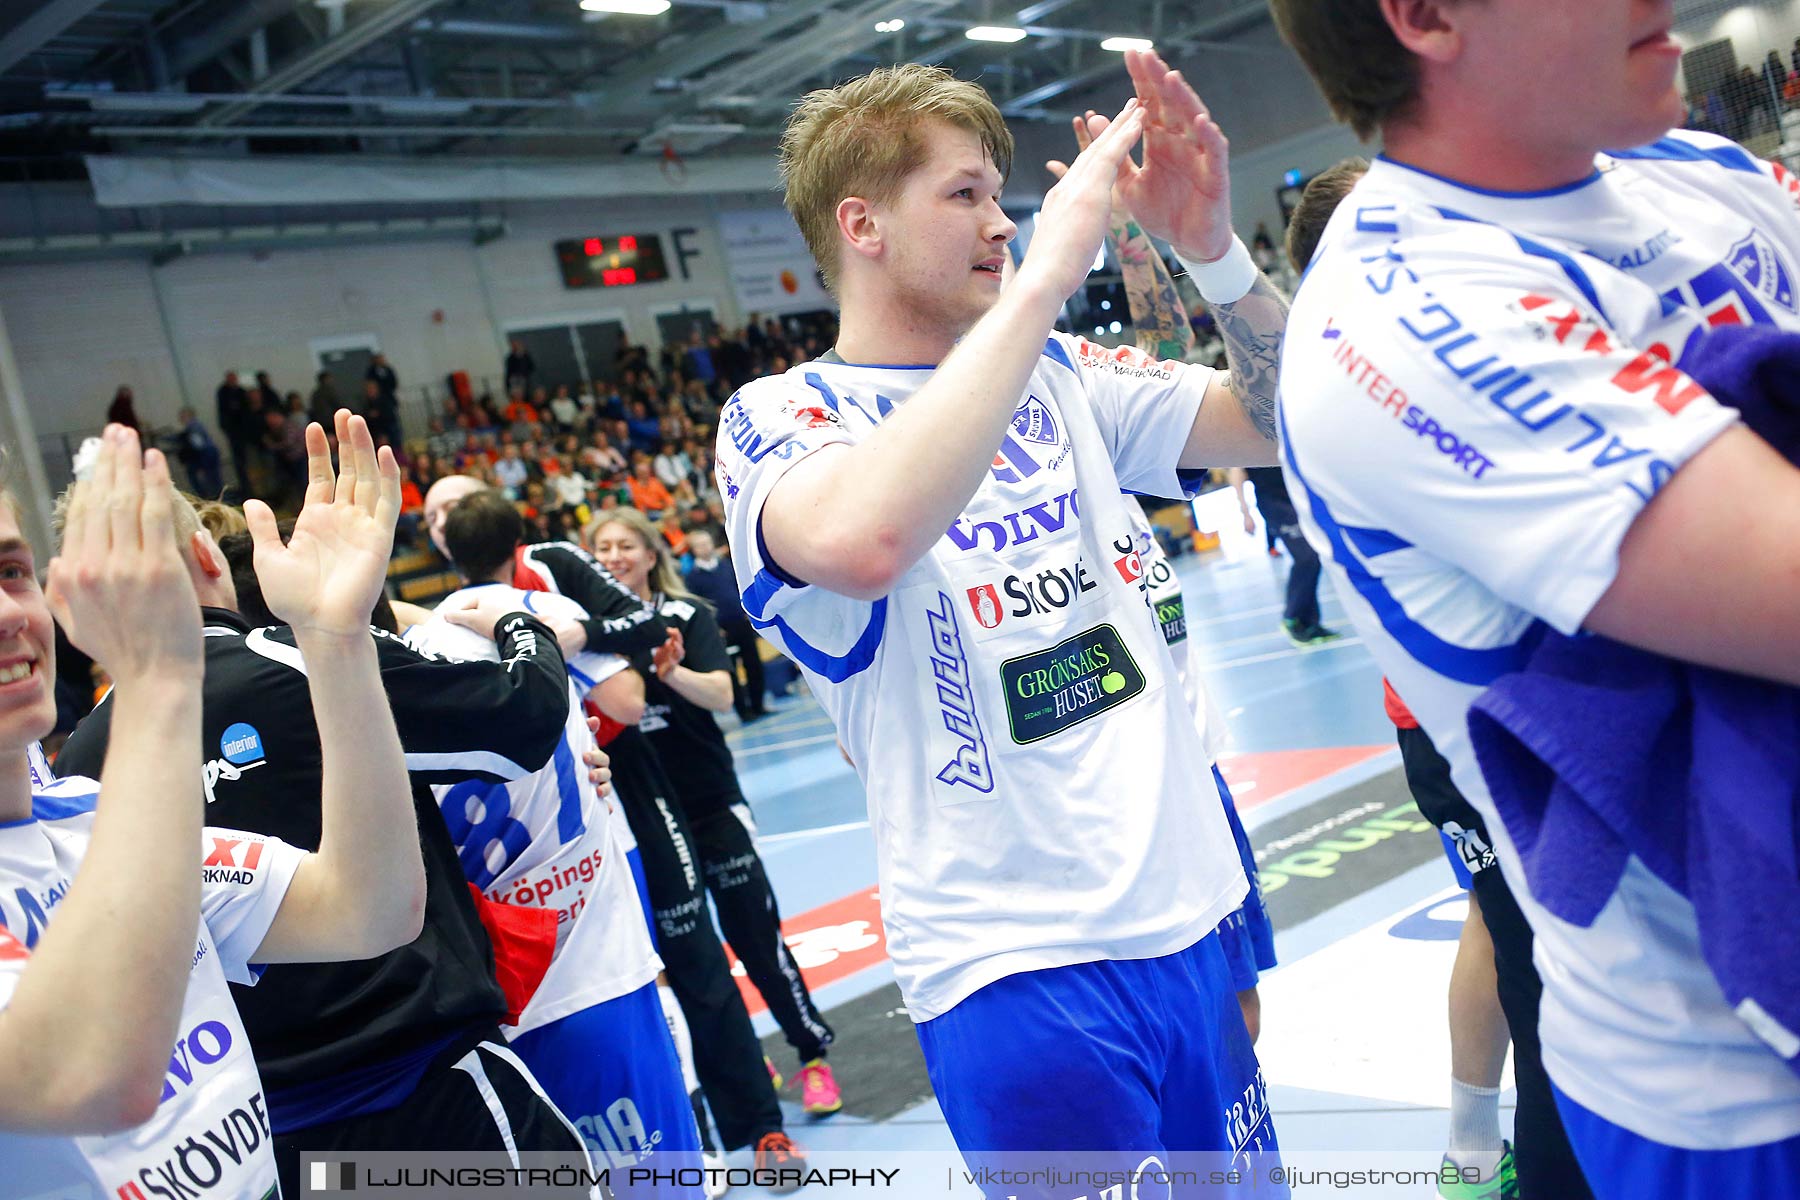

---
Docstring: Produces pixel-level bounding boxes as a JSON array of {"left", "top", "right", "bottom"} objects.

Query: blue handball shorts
[
  {"left": 916, "top": 934, "right": 1287, "bottom": 1200},
  {"left": 1554, "top": 1085, "right": 1800, "bottom": 1200},
  {"left": 1211, "top": 767, "right": 1278, "bottom": 993},
  {"left": 508, "top": 981, "right": 703, "bottom": 1199}
]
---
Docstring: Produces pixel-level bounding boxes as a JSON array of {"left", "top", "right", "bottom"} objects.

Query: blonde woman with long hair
[{"left": 587, "top": 509, "right": 845, "bottom": 1119}]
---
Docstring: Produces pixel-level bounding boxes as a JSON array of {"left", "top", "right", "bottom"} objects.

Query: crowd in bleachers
[{"left": 162, "top": 312, "right": 840, "bottom": 560}]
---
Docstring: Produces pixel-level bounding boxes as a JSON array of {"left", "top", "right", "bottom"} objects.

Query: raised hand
[
  {"left": 1014, "top": 98, "right": 1145, "bottom": 302},
  {"left": 46, "top": 425, "right": 203, "bottom": 687},
  {"left": 651, "top": 626, "right": 685, "bottom": 680},
  {"left": 244, "top": 410, "right": 400, "bottom": 639},
  {"left": 1046, "top": 111, "right": 1129, "bottom": 214},
  {"left": 1115, "top": 47, "right": 1235, "bottom": 263}
]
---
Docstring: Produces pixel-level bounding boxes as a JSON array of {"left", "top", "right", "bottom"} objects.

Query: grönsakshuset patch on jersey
[
  {"left": 0, "top": 777, "right": 303, "bottom": 1200},
  {"left": 406, "top": 585, "right": 659, "bottom": 1037},
  {"left": 715, "top": 334, "right": 1246, "bottom": 1022},
  {"left": 1279, "top": 128, "right": 1797, "bottom": 1151}
]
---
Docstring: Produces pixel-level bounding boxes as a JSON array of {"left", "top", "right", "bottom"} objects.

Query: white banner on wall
[{"left": 714, "top": 208, "right": 833, "bottom": 316}]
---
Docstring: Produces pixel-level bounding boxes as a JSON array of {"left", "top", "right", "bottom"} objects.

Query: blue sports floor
[{"left": 712, "top": 488, "right": 1506, "bottom": 1199}]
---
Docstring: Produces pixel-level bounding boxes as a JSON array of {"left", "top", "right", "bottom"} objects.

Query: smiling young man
[
  {"left": 0, "top": 423, "right": 425, "bottom": 1200},
  {"left": 1271, "top": 1, "right": 1800, "bottom": 1196},
  {"left": 716, "top": 58, "right": 1291, "bottom": 1179}
]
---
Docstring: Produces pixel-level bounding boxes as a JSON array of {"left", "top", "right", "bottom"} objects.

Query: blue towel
[{"left": 1467, "top": 324, "right": 1800, "bottom": 1075}]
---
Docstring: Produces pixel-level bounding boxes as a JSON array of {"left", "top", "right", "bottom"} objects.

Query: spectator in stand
[
  {"left": 254, "top": 371, "right": 282, "bottom": 414},
  {"left": 627, "top": 400, "right": 662, "bottom": 456},
  {"left": 309, "top": 372, "right": 340, "bottom": 428},
  {"left": 366, "top": 353, "right": 398, "bottom": 411},
  {"left": 105, "top": 385, "right": 141, "bottom": 434},
  {"left": 494, "top": 443, "right": 530, "bottom": 497},
  {"left": 551, "top": 454, "right": 590, "bottom": 515},
  {"left": 547, "top": 385, "right": 579, "bottom": 432},
  {"left": 596, "top": 380, "right": 625, "bottom": 423},
  {"left": 682, "top": 530, "right": 765, "bottom": 727},
  {"left": 425, "top": 419, "right": 460, "bottom": 461},
  {"left": 717, "top": 331, "right": 752, "bottom": 387},
  {"left": 262, "top": 406, "right": 307, "bottom": 507},
  {"left": 584, "top": 430, "right": 628, "bottom": 479},
  {"left": 654, "top": 442, "right": 690, "bottom": 492},
  {"left": 627, "top": 456, "right": 673, "bottom": 517},
  {"left": 358, "top": 375, "right": 383, "bottom": 422},
  {"left": 407, "top": 452, "right": 439, "bottom": 497},
  {"left": 1765, "top": 51, "right": 1789, "bottom": 105},
  {"left": 616, "top": 334, "right": 650, "bottom": 378},
  {"left": 684, "top": 330, "right": 717, "bottom": 388},
  {"left": 172, "top": 406, "right": 223, "bottom": 498},
  {"left": 659, "top": 407, "right": 692, "bottom": 447},
  {"left": 504, "top": 386, "right": 538, "bottom": 429},
  {"left": 503, "top": 338, "right": 535, "bottom": 396},
  {"left": 216, "top": 370, "right": 254, "bottom": 496}
]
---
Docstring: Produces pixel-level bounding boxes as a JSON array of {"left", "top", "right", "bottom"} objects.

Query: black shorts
[
  {"left": 273, "top": 1030, "right": 593, "bottom": 1198},
  {"left": 1396, "top": 723, "right": 1498, "bottom": 885}
]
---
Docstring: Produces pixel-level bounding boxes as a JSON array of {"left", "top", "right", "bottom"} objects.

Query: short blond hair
[
  {"left": 53, "top": 481, "right": 203, "bottom": 551},
  {"left": 779, "top": 64, "right": 1013, "bottom": 293},
  {"left": 194, "top": 500, "right": 247, "bottom": 542}
]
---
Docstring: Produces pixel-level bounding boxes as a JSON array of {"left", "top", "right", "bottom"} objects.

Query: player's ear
[
  {"left": 190, "top": 530, "right": 225, "bottom": 580},
  {"left": 1379, "top": 0, "right": 1463, "bottom": 66},
  {"left": 837, "top": 196, "right": 882, "bottom": 264}
]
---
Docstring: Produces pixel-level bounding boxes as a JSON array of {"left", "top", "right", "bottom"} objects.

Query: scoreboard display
[{"left": 555, "top": 234, "right": 670, "bottom": 289}]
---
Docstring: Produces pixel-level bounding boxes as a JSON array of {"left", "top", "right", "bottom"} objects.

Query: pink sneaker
[{"left": 798, "top": 1058, "right": 842, "bottom": 1117}]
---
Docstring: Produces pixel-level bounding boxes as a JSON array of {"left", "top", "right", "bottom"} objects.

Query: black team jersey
[
  {"left": 638, "top": 594, "right": 744, "bottom": 822},
  {"left": 56, "top": 607, "right": 569, "bottom": 1132}
]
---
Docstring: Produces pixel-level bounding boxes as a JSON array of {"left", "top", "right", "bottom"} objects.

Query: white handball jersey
[
  {"left": 0, "top": 777, "right": 303, "bottom": 1200},
  {"left": 1126, "top": 504, "right": 1231, "bottom": 761},
  {"left": 408, "top": 585, "right": 660, "bottom": 1036},
  {"left": 1281, "top": 129, "right": 1800, "bottom": 1148},
  {"left": 716, "top": 334, "right": 1246, "bottom": 1021}
]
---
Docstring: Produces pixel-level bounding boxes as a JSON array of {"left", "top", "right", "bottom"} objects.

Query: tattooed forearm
[
  {"left": 1109, "top": 215, "right": 1196, "bottom": 363},
  {"left": 1210, "top": 271, "right": 1290, "bottom": 444}
]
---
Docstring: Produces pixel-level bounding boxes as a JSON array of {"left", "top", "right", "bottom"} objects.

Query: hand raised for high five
[
  {"left": 244, "top": 410, "right": 400, "bottom": 640},
  {"left": 46, "top": 425, "right": 203, "bottom": 688},
  {"left": 1013, "top": 98, "right": 1145, "bottom": 303},
  {"left": 1114, "top": 47, "right": 1235, "bottom": 264}
]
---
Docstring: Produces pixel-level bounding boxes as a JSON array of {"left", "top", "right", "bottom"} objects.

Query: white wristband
[{"left": 1178, "top": 235, "right": 1260, "bottom": 306}]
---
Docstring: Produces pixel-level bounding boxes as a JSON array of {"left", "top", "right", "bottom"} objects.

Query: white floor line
[
  {"left": 756, "top": 817, "right": 871, "bottom": 845},
  {"left": 1198, "top": 636, "right": 1365, "bottom": 671},
  {"left": 731, "top": 731, "right": 843, "bottom": 758}
]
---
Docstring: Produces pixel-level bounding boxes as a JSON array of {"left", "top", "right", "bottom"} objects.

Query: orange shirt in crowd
[
  {"left": 400, "top": 479, "right": 424, "bottom": 513},
  {"left": 505, "top": 400, "right": 539, "bottom": 424},
  {"left": 628, "top": 474, "right": 673, "bottom": 512}
]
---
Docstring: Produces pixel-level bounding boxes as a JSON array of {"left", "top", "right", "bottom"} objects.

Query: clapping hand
[
  {"left": 1114, "top": 47, "right": 1235, "bottom": 264},
  {"left": 46, "top": 425, "right": 203, "bottom": 687},
  {"left": 244, "top": 410, "right": 400, "bottom": 639},
  {"left": 1014, "top": 99, "right": 1145, "bottom": 303},
  {"left": 651, "top": 627, "right": 685, "bottom": 680}
]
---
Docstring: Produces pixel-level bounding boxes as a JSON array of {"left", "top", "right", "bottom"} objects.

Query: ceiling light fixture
[
  {"left": 580, "top": 0, "right": 672, "bottom": 14},
  {"left": 965, "top": 25, "right": 1027, "bottom": 42},
  {"left": 1100, "top": 36, "right": 1153, "bottom": 51},
  {"left": 874, "top": 18, "right": 905, "bottom": 33}
]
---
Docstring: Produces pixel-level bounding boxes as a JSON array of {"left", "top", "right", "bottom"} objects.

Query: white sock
[{"left": 1446, "top": 1078, "right": 1505, "bottom": 1179}]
